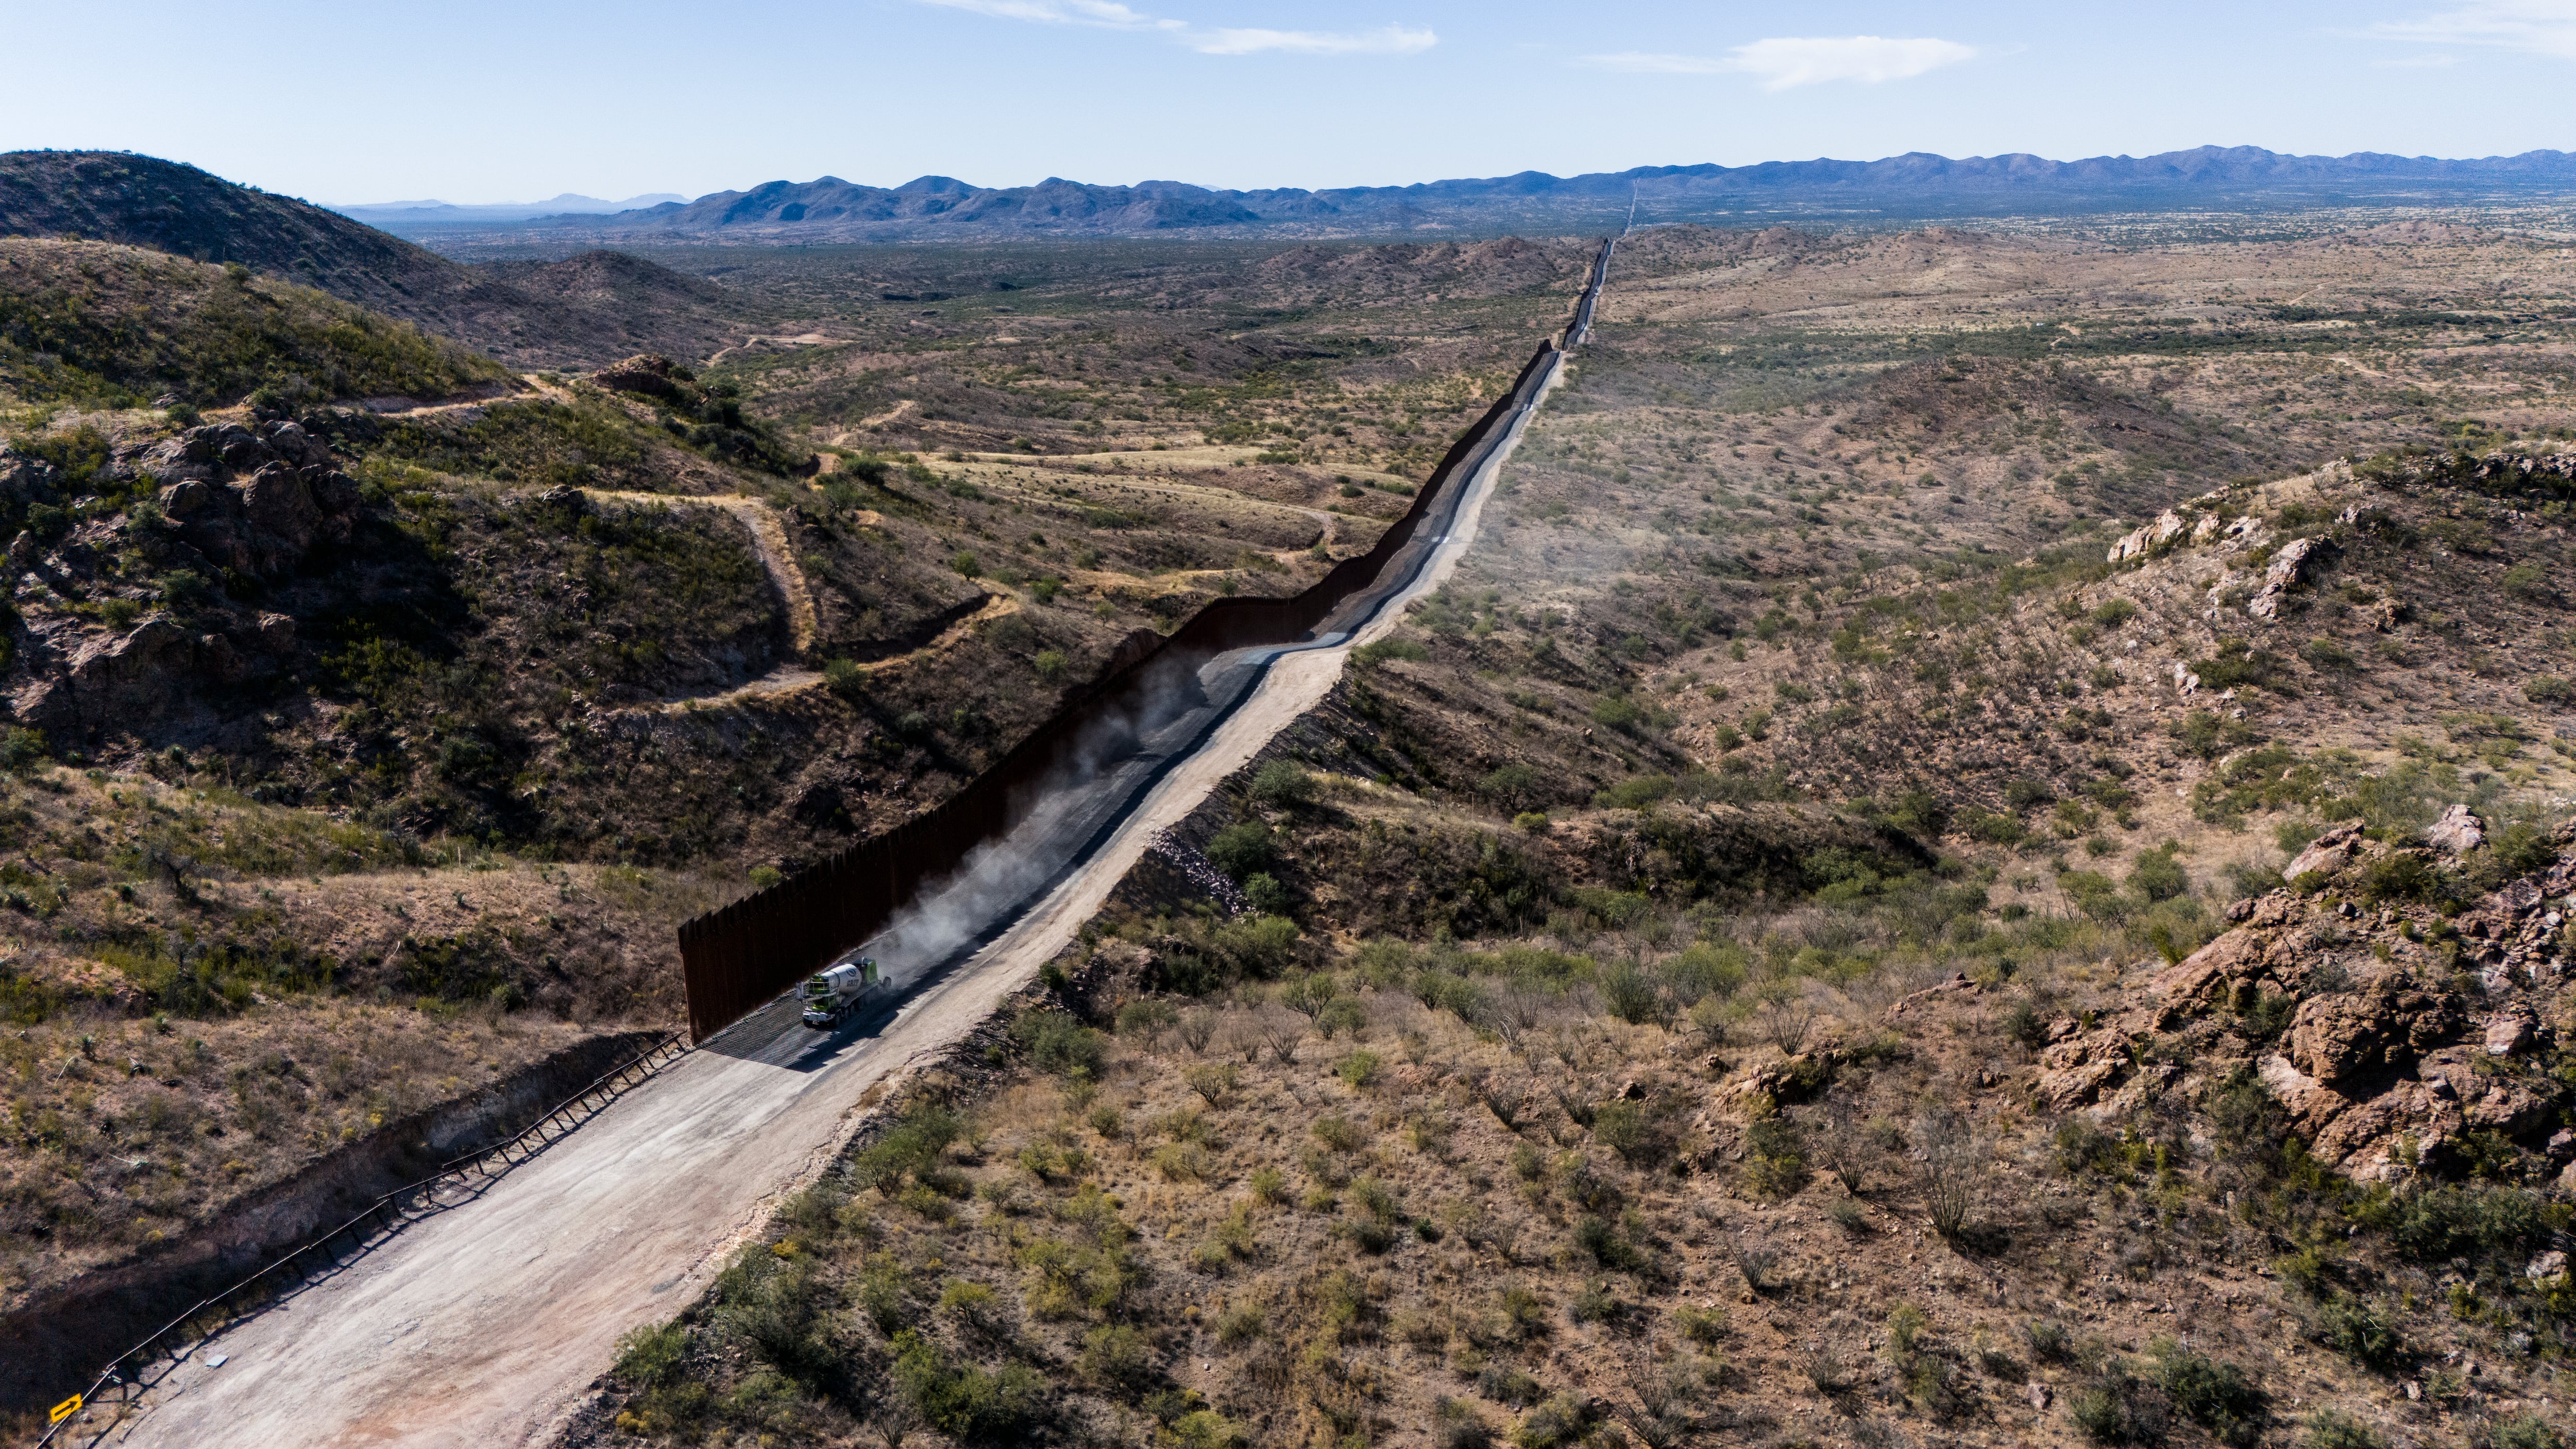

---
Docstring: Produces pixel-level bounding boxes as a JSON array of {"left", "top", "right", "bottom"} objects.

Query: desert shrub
[
  {"left": 1009, "top": 1009, "right": 1106, "bottom": 1078},
  {"left": 613, "top": 1321, "right": 689, "bottom": 1386},
  {"left": 1351, "top": 638, "right": 1427, "bottom": 669},
  {"left": 2069, "top": 1365, "right": 2170, "bottom": 1445},
  {"left": 2524, "top": 675, "right": 2574, "bottom": 705},
  {"left": 1184, "top": 1062, "right": 1238, "bottom": 1105},
  {"left": 2487, "top": 1416, "right": 2566, "bottom": 1449},
  {"left": 1598, "top": 960, "right": 1666, "bottom": 1025},
  {"left": 1512, "top": 1393, "right": 1597, "bottom": 1449},
  {"left": 1589, "top": 695, "right": 1645, "bottom": 731},
  {"left": 2352, "top": 851, "right": 2443, "bottom": 905},
  {"left": 2152, "top": 1338, "right": 2266, "bottom": 1446},
  {"left": 851, "top": 1102, "right": 962, "bottom": 1194},
  {"left": 2127, "top": 846, "right": 2190, "bottom": 902},
  {"left": 890, "top": 1328, "right": 1042, "bottom": 1439},
  {"left": 2364, "top": 1182, "right": 2548, "bottom": 1269},
  {"left": 2302, "top": 1410, "right": 2388, "bottom": 1449},
  {"left": 2024, "top": 1321, "right": 2070, "bottom": 1362},
  {"left": 1114, "top": 997, "right": 1177, "bottom": 1046},
  {"left": 1205, "top": 822, "right": 1276, "bottom": 879},
  {"left": 1674, "top": 1303, "right": 1727, "bottom": 1346},
  {"left": 2314, "top": 1293, "right": 2403, "bottom": 1371},
  {"left": 1744, "top": 1114, "right": 1808, "bottom": 1198},
  {"left": 1592, "top": 1099, "right": 1668, "bottom": 1167},
  {"left": 2194, "top": 639, "right": 2283, "bottom": 692},
  {"left": 1248, "top": 758, "right": 1315, "bottom": 808}
]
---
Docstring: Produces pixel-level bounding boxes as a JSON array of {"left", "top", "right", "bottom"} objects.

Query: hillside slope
[{"left": 0, "top": 153, "right": 740, "bottom": 368}]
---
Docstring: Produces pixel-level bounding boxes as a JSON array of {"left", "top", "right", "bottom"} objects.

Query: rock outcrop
[
  {"left": 2031, "top": 829, "right": 2575, "bottom": 1184},
  {"left": 6, "top": 420, "right": 360, "bottom": 740}
]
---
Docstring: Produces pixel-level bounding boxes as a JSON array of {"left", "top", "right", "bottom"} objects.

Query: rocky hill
[{"left": 0, "top": 153, "right": 740, "bottom": 368}]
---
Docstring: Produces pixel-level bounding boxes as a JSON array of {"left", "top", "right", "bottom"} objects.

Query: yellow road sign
[{"left": 48, "top": 1394, "right": 82, "bottom": 1424}]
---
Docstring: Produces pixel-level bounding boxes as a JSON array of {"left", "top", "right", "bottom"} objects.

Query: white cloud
[
  {"left": 2367, "top": 2, "right": 2576, "bottom": 59},
  {"left": 916, "top": 0, "right": 1178, "bottom": 30},
  {"left": 914, "top": 1, "right": 1432, "bottom": 54},
  {"left": 1190, "top": 23, "right": 1436, "bottom": 55},
  {"left": 1583, "top": 35, "right": 1976, "bottom": 89}
]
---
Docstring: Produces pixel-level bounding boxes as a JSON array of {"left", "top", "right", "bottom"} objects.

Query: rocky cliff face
[
  {"left": 4, "top": 419, "right": 360, "bottom": 739},
  {"left": 2039, "top": 810, "right": 2574, "bottom": 1187}
]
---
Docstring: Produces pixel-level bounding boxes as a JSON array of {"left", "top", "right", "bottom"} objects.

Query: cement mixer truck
[{"left": 801, "top": 957, "right": 881, "bottom": 1028}]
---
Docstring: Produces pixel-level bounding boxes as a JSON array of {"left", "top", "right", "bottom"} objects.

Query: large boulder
[
  {"left": 2427, "top": 803, "right": 2486, "bottom": 856},
  {"left": 2286, "top": 980, "right": 2466, "bottom": 1088},
  {"left": 2286, "top": 820, "right": 2368, "bottom": 881},
  {"left": 2248, "top": 536, "right": 2337, "bottom": 620}
]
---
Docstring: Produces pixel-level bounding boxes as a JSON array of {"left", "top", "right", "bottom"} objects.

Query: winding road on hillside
[{"left": 73, "top": 252, "right": 1607, "bottom": 1449}]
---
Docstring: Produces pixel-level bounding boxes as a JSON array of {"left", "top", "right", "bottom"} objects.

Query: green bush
[
  {"left": 1205, "top": 822, "right": 1275, "bottom": 880},
  {"left": 2524, "top": 675, "right": 2573, "bottom": 704},
  {"left": 1351, "top": 638, "right": 1428, "bottom": 669},
  {"left": 2127, "top": 847, "right": 2190, "bottom": 902},
  {"left": 851, "top": 1102, "right": 963, "bottom": 1194},
  {"left": 612, "top": 1321, "right": 689, "bottom": 1386},
  {"left": 0, "top": 727, "right": 47, "bottom": 772},
  {"left": 1248, "top": 759, "right": 1315, "bottom": 807},
  {"left": 1593, "top": 774, "right": 1674, "bottom": 810},
  {"left": 1010, "top": 1009, "right": 1106, "bottom": 1079},
  {"left": 2302, "top": 1410, "right": 2388, "bottom": 1449},
  {"left": 890, "top": 1328, "right": 1042, "bottom": 1439},
  {"left": 1589, "top": 695, "right": 1645, "bottom": 731},
  {"left": 2152, "top": 1338, "right": 2265, "bottom": 1446},
  {"left": 2487, "top": 1415, "right": 2566, "bottom": 1449},
  {"left": 2314, "top": 1293, "right": 2403, "bottom": 1371}
]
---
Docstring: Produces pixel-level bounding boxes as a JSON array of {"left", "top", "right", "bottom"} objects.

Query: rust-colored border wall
[{"left": 676, "top": 248, "right": 1604, "bottom": 1042}]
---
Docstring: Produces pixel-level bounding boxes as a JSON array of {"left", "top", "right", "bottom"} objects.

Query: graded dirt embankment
[{"left": 82, "top": 335, "right": 1557, "bottom": 1449}]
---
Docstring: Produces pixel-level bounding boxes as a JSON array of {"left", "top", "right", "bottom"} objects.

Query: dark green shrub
[
  {"left": 1248, "top": 759, "right": 1315, "bottom": 808},
  {"left": 891, "top": 1328, "right": 1043, "bottom": 1440},
  {"left": 1205, "top": 822, "right": 1275, "bottom": 879},
  {"left": 0, "top": 727, "right": 47, "bottom": 772},
  {"left": 2128, "top": 847, "right": 2190, "bottom": 902},
  {"left": 2005, "top": 777, "right": 2054, "bottom": 809},
  {"left": 2152, "top": 1338, "right": 2266, "bottom": 1446},
  {"left": 613, "top": 1321, "right": 689, "bottom": 1386},
  {"left": 1010, "top": 1009, "right": 1106, "bottom": 1078},
  {"left": 1589, "top": 695, "right": 1645, "bottom": 731},
  {"left": 2314, "top": 1293, "right": 2403, "bottom": 1372},
  {"left": 2069, "top": 1367, "right": 2168, "bottom": 1445},
  {"left": 2486, "top": 1414, "right": 2566, "bottom": 1449},
  {"left": 2302, "top": 1409, "right": 2388, "bottom": 1449}
]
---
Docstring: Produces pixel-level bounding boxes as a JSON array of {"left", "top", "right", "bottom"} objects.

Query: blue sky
[{"left": 4, "top": 1, "right": 2571, "bottom": 204}]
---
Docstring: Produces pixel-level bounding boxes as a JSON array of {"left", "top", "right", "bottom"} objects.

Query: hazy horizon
[{"left": 6, "top": 0, "right": 2574, "bottom": 208}]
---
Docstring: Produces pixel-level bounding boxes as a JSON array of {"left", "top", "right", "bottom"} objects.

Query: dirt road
[{"left": 86, "top": 281, "right": 1583, "bottom": 1449}]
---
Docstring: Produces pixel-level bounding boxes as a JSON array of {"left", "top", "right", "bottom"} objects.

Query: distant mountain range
[
  {"left": 368, "top": 146, "right": 2576, "bottom": 243},
  {"left": 331, "top": 193, "right": 686, "bottom": 225}
]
